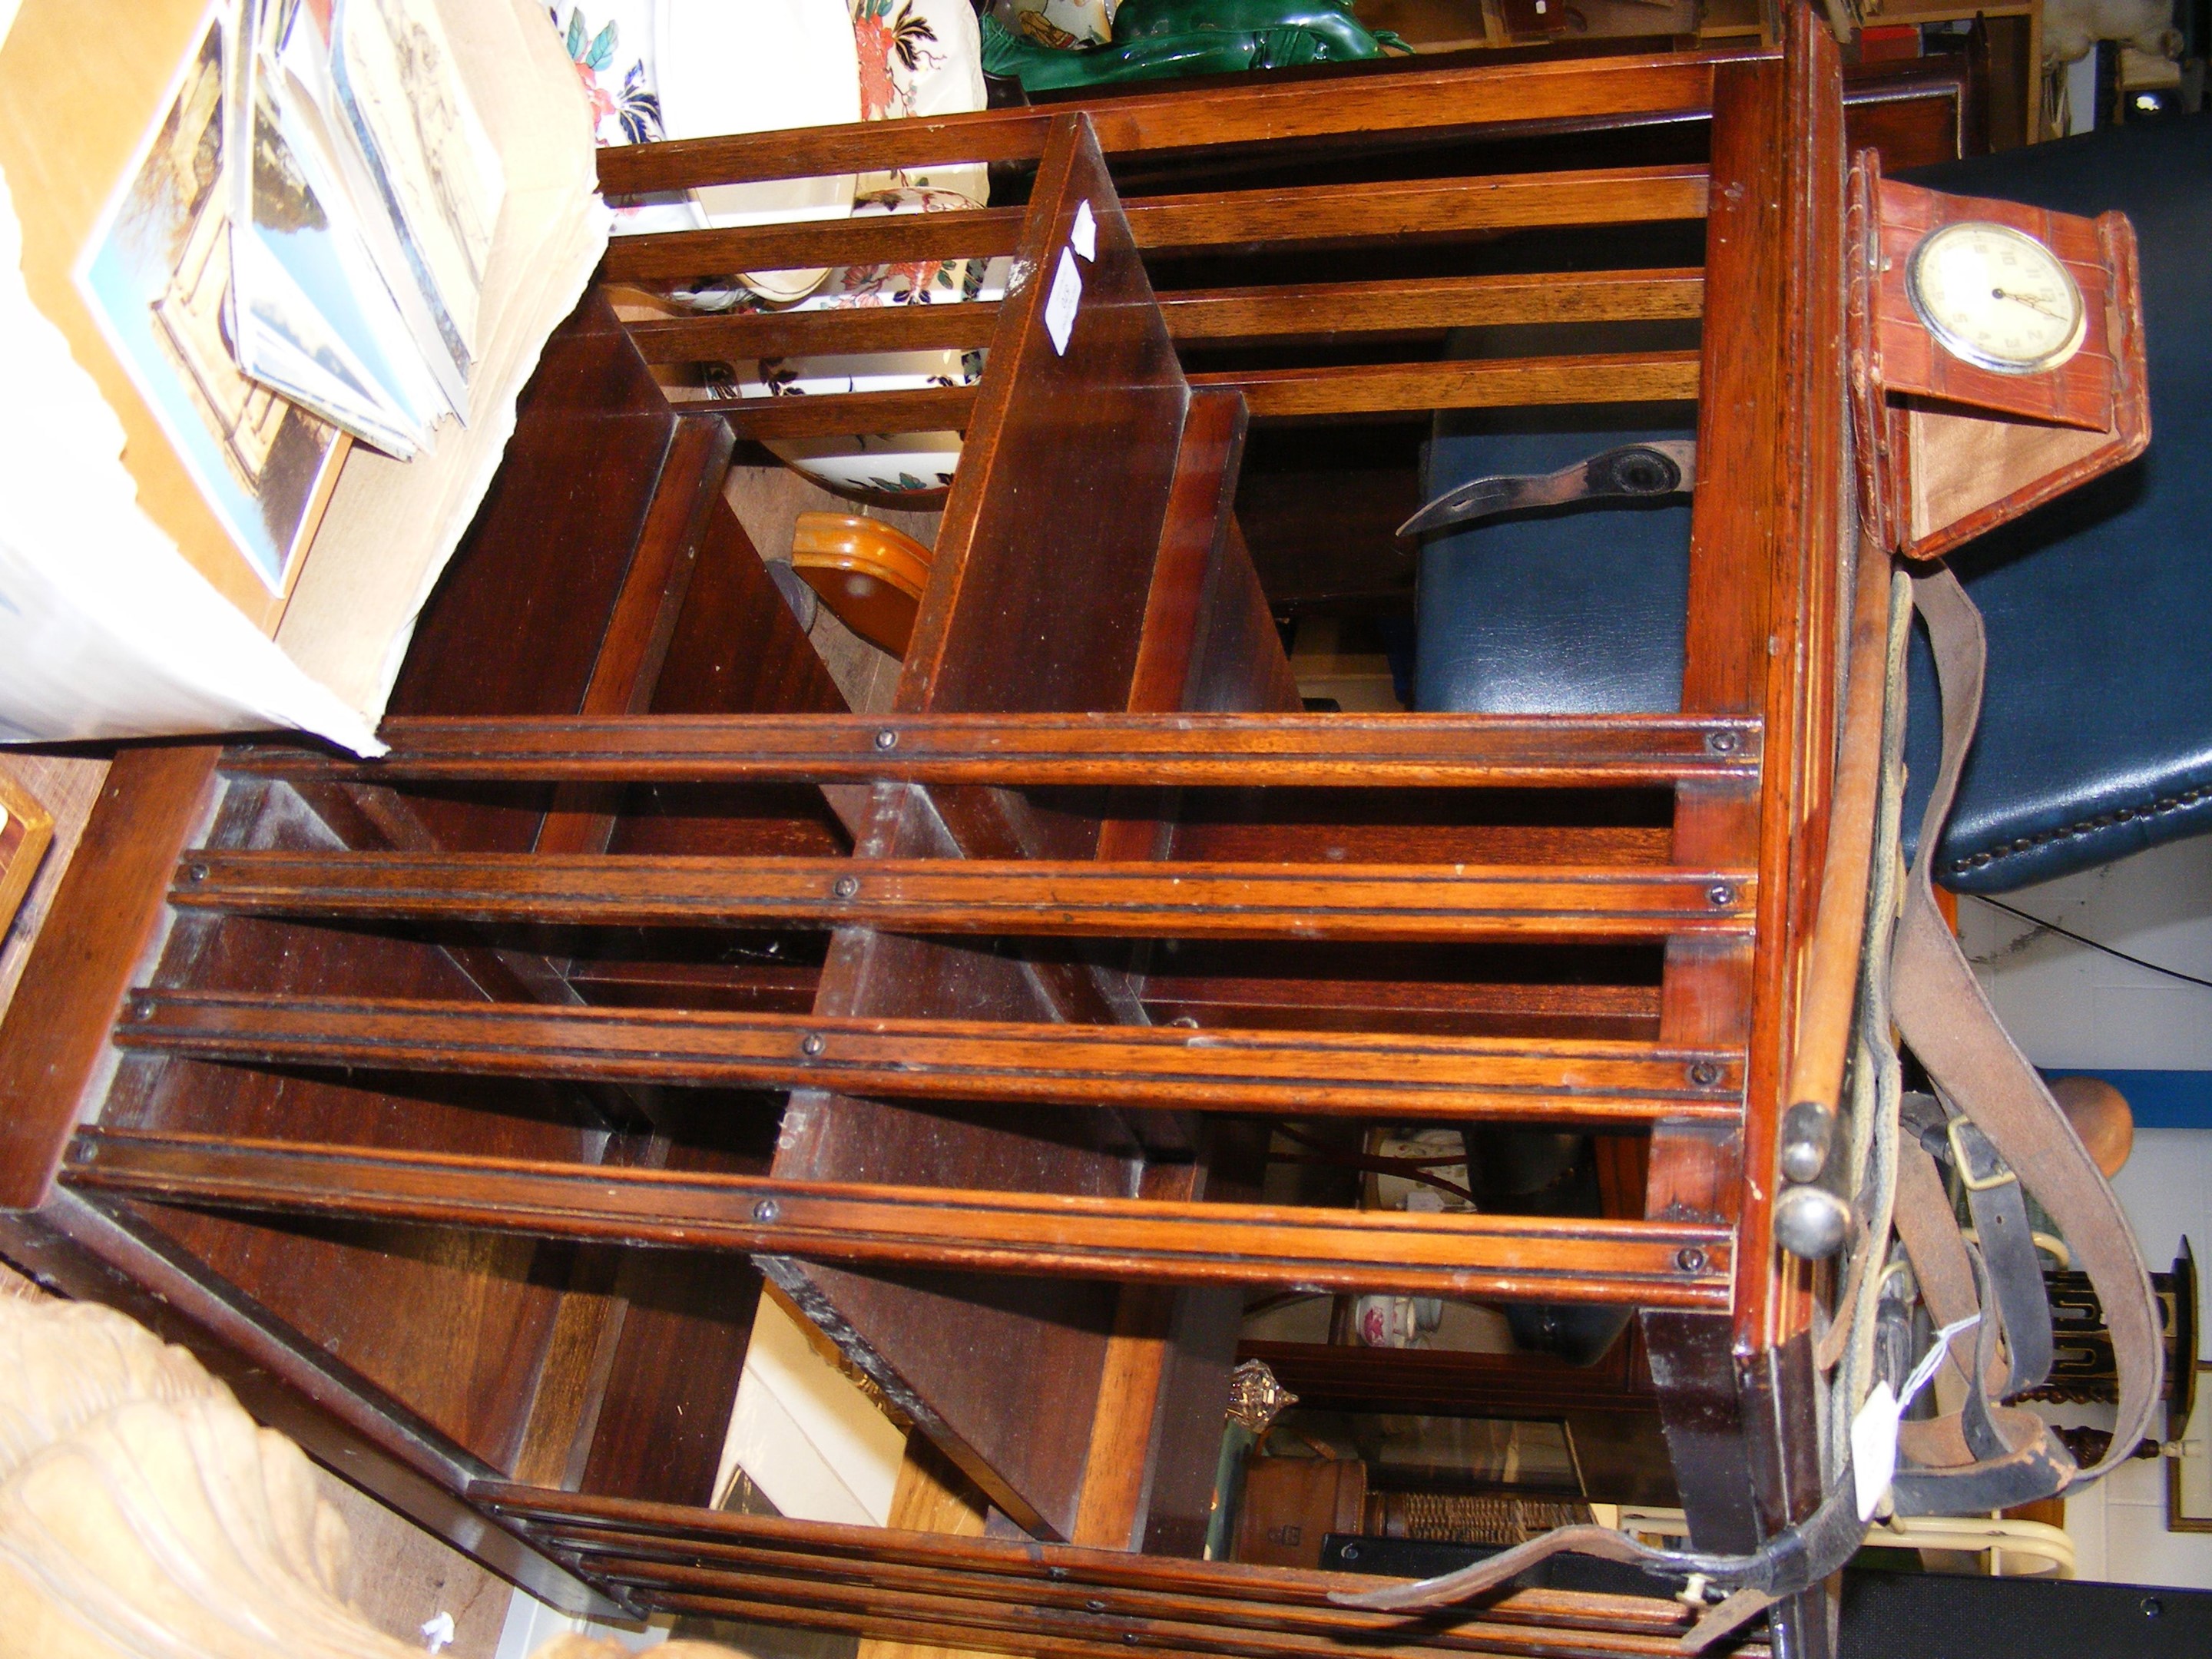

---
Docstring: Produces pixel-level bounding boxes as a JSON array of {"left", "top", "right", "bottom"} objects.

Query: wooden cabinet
[
  {"left": 2, "top": 12, "right": 1908, "bottom": 1656},
  {"left": 1860, "top": 0, "right": 2045, "bottom": 144}
]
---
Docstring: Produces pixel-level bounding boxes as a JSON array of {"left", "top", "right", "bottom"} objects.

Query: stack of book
[
  {"left": 229, "top": 0, "right": 505, "bottom": 459},
  {"left": 0, "top": 0, "right": 606, "bottom": 746}
]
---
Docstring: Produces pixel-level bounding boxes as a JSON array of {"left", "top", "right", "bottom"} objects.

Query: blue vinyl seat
[{"left": 1415, "top": 115, "right": 2212, "bottom": 894}]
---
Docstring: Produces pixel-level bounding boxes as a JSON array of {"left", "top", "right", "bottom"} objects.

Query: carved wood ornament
[{"left": 0, "top": 1282, "right": 746, "bottom": 1659}]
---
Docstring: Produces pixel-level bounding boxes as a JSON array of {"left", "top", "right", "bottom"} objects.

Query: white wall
[
  {"left": 1960, "top": 834, "right": 2212, "bottom": 1073},
  {"left": 1961, "top": 841, "right": 2212, "bottom": 1586}
]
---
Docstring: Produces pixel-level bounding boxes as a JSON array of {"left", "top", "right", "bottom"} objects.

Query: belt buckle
[{"left": 1947, "top": 1118, "right": 2018, "bottom": 1193}]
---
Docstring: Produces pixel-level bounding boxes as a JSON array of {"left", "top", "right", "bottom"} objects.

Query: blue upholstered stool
[{"left": 1416, "top": 115, "right": 2212, "bottom": 895}]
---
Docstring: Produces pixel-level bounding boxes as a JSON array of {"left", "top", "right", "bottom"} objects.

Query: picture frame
[
  {"left": 71, "top": 2, "right": 348, "bottom": 596},
  {"left": 0, "top": 767, "right": 57, "bottom": 942},
  {"left": 2168, "top": 1360, "right": 2212, "bottom": 1532}
]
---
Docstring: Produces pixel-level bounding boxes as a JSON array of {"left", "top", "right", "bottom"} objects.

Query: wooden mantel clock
[{"left": 1849, "top": 152, "right": 2151, "bottom": 562}]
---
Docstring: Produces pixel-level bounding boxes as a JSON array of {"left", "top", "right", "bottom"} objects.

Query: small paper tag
[
  {"left": 1850, "top": 1313, "right": 1979, "bottom": 1520},
  {"left": 1071, "top": 198, "right": 1098, "bottom": 261},
  {"left": 1850, "top": 1381, "right": 1902, "bottom": 1521},
  {"left": 1045, "top": 246, "right": 1082, "bottom": 355}
]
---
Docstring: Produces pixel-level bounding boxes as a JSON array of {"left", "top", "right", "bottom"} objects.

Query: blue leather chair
[
  {"left": 1416, "top": 114, "right": 2212, "bottom": 893},
  {"left": 1413, "top": 117, "right": 2211, "bottom": 1364}
]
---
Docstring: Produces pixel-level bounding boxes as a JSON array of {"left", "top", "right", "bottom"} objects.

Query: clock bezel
[
  {"left": 1906, "top": 220, "right": 2088, "bottom": 378},
  {"left": 1848, "top": 154, "right": 2148, "bottom": 565}
]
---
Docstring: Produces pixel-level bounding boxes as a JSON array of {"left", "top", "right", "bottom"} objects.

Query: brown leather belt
[{"left": 1886, "top": 565, "right": 2163, "bottom": 1512}]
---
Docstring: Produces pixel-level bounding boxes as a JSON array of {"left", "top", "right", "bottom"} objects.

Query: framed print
[
  {"left": 0, "top": 766, "right": 56, "bottom": 941},
  {"left": 2170, "top": 1361, "right": 2212, "bottom": 1532},
  {"left": 73, "top": 3, "right": 346, "bottom": 594}
]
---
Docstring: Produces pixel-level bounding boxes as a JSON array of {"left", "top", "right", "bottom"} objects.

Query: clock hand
[{"left": 1991, "top": 286, "right": 2065, "bottom": 320}]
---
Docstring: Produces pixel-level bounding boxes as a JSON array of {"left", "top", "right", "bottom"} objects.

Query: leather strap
[
  {"left": 1332, "top": 1472, "right": 1869, "bottom": 1649},
  {"left": 1895, "top": 1091, "right": 2054, "bottom": 1397},
  {"left": 1890, "top": 1245, "right": 2077, "bottom": 1514},
  {"left": 1327, "top": 562, "right": 2160, "bottom": 1640},
  {"left": 1396, "top": 441, "right": 1697, "bottom": 537},
  {"left": 1888, "top": 566, "right": 2164, "bottom": 1494},
  {"left": 1947, "top": 1113, "right": 2054, "bottom": 1394}
]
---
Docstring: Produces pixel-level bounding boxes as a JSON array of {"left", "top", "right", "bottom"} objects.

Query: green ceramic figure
[{"left": 980, "top": 0, "right": 1409, "bottom": 93}]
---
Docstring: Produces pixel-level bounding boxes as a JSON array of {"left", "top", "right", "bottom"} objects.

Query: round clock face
[{"left": 1906, "top": 220, "right": 2088, "bottom": 376}]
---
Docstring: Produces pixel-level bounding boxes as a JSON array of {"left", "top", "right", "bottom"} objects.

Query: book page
[{"left": 275, "top": 0, "right": 605, "bottom": 720}]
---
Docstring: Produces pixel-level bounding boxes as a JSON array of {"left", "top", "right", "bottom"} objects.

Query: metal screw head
[
  {"left": 800, "top": 1033, "right": 826, "bottom": 1057},
  {"left": 753, "top": 1198, "right": 780, "bottom": 1224},
  {"left": 1706, "top": 882, "right": 1737, "bottom": 907},
  {"left": 131, "top": 1001, "right": 156, "bottom": 1022},
  {"left": 184, "top": 863, "right": 208, "bottom": 882},
  {"left": 1705, "top": 729, "right": 1740, "bottom": 755},
  {"left": 874, "top": 728, "right": 899, "bottom": 750},
  {"left": 1084, "top": 1600, "right": 1106, "bottom": 1614},
  {"left": 2141, "top": 1597, "right": 2164, "bottom": 1619},
  {"left": 832, "top": 875, "right": 859, "bottom": 899},
  {"left": 1122, "top": 1636, "right": 1139, "bottom": 1647},
  {"left": 1688, "top": 1061, "right": 1722, "bottom": 1088},
  {"left": 1676, "top": 1246, "right": 1708, "bottom": 1273}
]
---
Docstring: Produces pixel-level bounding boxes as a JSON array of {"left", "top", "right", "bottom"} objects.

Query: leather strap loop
[
  {"left": 1895, "top": 1091, "right": 2055, "bottom": 1396},
  {"left": 1889, "top": 565, "right": 2164, "bottom": 1492},
  {"left": 1325, "top": 563, "right": 2159, "bottom": 1640},
  {"left": 1946, "top": 1113, "right": 2055, "bottom": 1394}
]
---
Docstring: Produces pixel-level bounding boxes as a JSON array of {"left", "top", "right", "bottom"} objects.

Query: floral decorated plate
[
  {"left": 655, "top": 0, "right": 864, "bottom": 301},
  {"left": 553, "top": 2, "right": 695, "bottom": 236},
  {"left": 705, "top": 190, "right": 1008, "bottom": 504},
  {"left": 852, "top": 0, "right": 989, "bottom": 205}
]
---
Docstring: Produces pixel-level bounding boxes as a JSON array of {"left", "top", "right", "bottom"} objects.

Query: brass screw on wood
[
  {"left": 801, "top": 1033, "right": 826, "bottom": 1056},
  {"left": 833, "top": 876, "right": 859, "bottom": 899},
  {"left": 1688, "top": 1061, "right": 1721, "bottom": 1087},
  {"left": 1677, "top": 1247, "right": 1707, "bottom": 1273}
]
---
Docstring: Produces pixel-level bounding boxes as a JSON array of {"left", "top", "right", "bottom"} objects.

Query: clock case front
[{"left": 1848, "top": 151, "right": 2150, "bottom": 564}]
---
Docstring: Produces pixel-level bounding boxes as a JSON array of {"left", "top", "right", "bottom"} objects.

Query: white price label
[
  {"left": 1045, "top": 247, "right": 1082, "bottom": 356},
  {"left": 1850, "top": 1313, "right": 1979, "bottom": 1520},
  {"left": 1071, "top": 199, "right": 1097, "bottom": 261}
]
